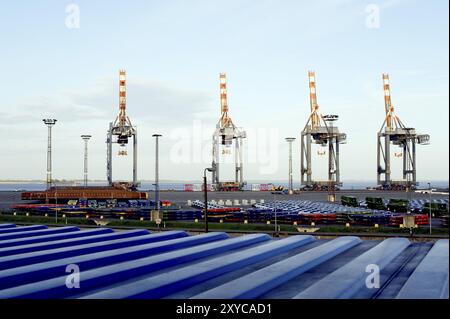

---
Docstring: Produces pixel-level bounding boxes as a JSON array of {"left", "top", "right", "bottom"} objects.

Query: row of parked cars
[{"left": 341, "top": 196, "right": 449, "bottom": 216}]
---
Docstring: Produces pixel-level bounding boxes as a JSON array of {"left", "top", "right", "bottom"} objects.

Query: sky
[{"left": 0, "top": 0, "right": 448, "bottom": 183}]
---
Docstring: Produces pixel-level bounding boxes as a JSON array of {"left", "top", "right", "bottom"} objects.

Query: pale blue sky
[{"left": 0, "top": 0, "right": 448, "bottom": 183}]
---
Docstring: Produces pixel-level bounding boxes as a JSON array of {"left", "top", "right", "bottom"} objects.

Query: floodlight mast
[
  {"left": 285, "top": 137, "right": 296, "bottom": 194},
  {"left": 43, "top": 119, "right": 57, "bottom": 190},
  {"left": 81, "top": 135, "right": 92, "bottom": 187}
]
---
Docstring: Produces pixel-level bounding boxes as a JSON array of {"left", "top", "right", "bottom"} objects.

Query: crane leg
[
  {"left": 385, "top": 134, "right": 391, "bottom": 185},
  {"left": 306, "top": 133, "right": 312, "bottom": 185},
  {"left": 237, "top": 137, "right": 244, "bottom": 186},
  {"left": 133, "top": 131, "right": 137, "bottom": 187},
  {"left": 328, "top": 138, "right": 333, "bottom": 182},
  {"left": 412, "top": 139, "right": 417, "bottom": 184},
  {"left": 335, "top": 138, "right": 340, "bottom": 185},
  {"left": 301, "top": 133, "right": 305, "bottom": 185},
  {"left": 235, "top": 138, "right": 239, "bottom": 183},
  {"left": 107, "top": 122, "right": 113, "bottom": 186},
  {"left": 403, "top": 142, "right": 407, "bottom": 180}
]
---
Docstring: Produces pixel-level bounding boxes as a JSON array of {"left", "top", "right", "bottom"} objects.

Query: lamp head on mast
[
  {"left": 43, "top": 119, "right": 57, "bottom": 126},
  {"left": 81, "top": 135, "right": 92, "bottom": 143}
]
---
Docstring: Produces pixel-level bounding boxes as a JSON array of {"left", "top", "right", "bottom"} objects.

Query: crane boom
[
  {"left": 119, "top": 70, "right": 127, "bottom": 125},
  {"left": 113, "top": 70, "right": 133, "bottom": 130},
  {"left": 308, "top": 71, "right": 321, "bottom": 129},
  {"left": 219, "top": 73, "right": 234, "bottom": 128},
  {"left": 383, "top": 73, "right": 395, "bottom": 130},
  {"left": 308, "top": 71, "right": 317, "bottom": 111}
]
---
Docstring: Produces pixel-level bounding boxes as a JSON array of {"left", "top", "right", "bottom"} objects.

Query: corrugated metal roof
[{"left": 0, "top": 224, "right": 447, "bottom": 299}]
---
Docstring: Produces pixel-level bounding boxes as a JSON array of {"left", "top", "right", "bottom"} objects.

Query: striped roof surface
[{"left": 0, "top": 224, "right": 447, "bottom": 299}]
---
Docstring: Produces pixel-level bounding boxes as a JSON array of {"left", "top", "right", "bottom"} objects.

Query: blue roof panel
[
  {"left": 396, "top": 239, "right": 449, "bottom": 299},
  {"left": 0, "top": 225, "right": 447, "bottom": 299}
]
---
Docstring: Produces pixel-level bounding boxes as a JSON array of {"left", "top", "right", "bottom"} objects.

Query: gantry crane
[
  {"left": 377, "top": 74, "right": 430, "bottom": 190},
  {"left": 300, "top": 71, "right": 347, "bottom": 192},
  {"left": 106, "top": 70, "right": 138, "bottom": 189},
  {"left": 211, "top": 73, "right": 246, "bottom": 191}
]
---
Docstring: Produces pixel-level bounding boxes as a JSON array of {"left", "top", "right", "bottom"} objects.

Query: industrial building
[
  {"left": 0, "top": 223, "right": 447, "bottom": 299},
  {"left": 20, "top": 186, "right": 147, "bottom": 201}
]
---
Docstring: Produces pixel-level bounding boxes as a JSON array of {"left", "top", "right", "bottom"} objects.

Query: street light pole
[
  {"left": 272, "top": 192, "right": 279, "bottom": 237},
  {"left": 285, "top": 138, "right": 296, "bottom": 195},
  {"left": 204, "top": 168, "right": 213, "bottom": 233},
  {"left": 54, "top": 184, "right": 58, "bottom": 224},
  {"left": 428, "top": 182, "right": 432, "bottom": 235},
  {"left": 152, "top": 134, "right": 162, "bottom": 213},
  {"left": 81, "top": 135, "right": 92, "bottom": 187},
  {"left": 323, "top": 115, "right": 338, "bottom": 202},
  {"left": 274, "top": 203, "right": 278, "bottom": 237}
]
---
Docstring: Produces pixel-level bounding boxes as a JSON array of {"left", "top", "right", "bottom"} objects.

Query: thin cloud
[{"left": 1, "top": 76, "right": 215, "bottom": 128}]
